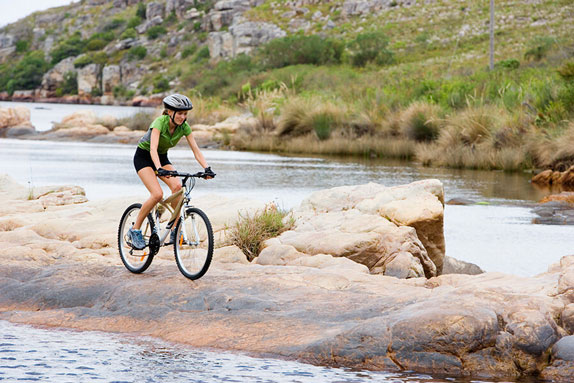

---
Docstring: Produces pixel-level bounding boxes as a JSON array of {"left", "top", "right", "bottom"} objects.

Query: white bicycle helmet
[{"left": 163, "top": 94, "right": 193, "bottom": 111}]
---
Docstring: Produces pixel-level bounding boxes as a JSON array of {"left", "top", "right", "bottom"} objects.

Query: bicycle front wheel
[
  {"left": 174, "top": 207, "right": 213, "bottom": 280},
  {"left": 118, "top": 203, "right": 155, "bottom": 273}
]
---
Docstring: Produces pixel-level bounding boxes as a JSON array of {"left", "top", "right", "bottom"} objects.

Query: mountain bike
[{"left": 118, "top": 170, "right": 213, "bottom": 280}]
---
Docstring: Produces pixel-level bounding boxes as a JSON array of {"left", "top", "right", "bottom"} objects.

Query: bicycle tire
[
  {"left": 118, "top": 203, "right": 155, "bottom": 274},
  {"left": 173, "top": 207, "right": 213, "bottom": 280}
]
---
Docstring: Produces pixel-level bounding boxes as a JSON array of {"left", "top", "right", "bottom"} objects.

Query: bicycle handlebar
[{"left": 162, "top": 170, "right": 212, "bottom": 179}]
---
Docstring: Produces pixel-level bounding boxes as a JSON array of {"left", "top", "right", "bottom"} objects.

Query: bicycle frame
[{"left": 149, "top": 174, "right": 197, "bottom": 246}]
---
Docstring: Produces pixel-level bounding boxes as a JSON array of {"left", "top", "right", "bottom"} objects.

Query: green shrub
[
  {"left": 147, "top": 25, "right": 167, "bottom": 40},
  {"left": 524, "top": 36, "right": 555, "bottom": 61},
  {"left": 181, "top": 44, "right": 197, "bottom": 59},
  {"left": 347, "top": 31, "right": 394, "bottom": 67},
  {"left": 558, "top": 61, "right": 574, "bottom": 82},
  {"left": 400, "top": 101, "right": 441, "bottom": 141},
  {"left": 496, "top": 59, "right": 520, "bottom": 70},
  {"left": 6, "top": 51, "right": 50, "bottom": 92},
  {"left": 127, "top": 45, "right": 147, "bottom": 60},
  {"left": 85, "top": 38, "right": 107, "bottom": 51},
  {"left": 15, "top": 40, "right": 30, "bottom": 53},
  {"left": 50, "top": 32, "right": 84, "bottom": 64},
  {"left": 227, "top": 204, "right": 294, "bottom": 262},
  {"left": 194, "top": 46, "right": 210, "bottom": 61},
  {"left": 312, "top": 113, "right": 333, "bottom": 140},
  {"left": 62, "top": 71, "right": 78, "bottom": 94},
  {"left": 120, "top": 28, "right": 137, "bottom": 40},
  {"left": 127, "top": 16, "right": 142, "bottom": 29},
  {"left": 259, "top": 35, "right": 344, "bottom": 68},
  {"left": 91, "top": 87, "right": 103, "bottom": 97},
  {"left": 103, "top": 17, "right": 125, "bottom": 32},
  {"left": 136, "top": 2, "right": 146, "bottom": 19},
  {"left": 73, "top": 52, "right": 108, "bottom": 68},
  {"left": 153, "top": 76, "right": 170, "bottom": 93}
]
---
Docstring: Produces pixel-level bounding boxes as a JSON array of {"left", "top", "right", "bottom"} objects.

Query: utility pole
[{"left": 489, "top": 0, "right": 495, "bottom": 70}]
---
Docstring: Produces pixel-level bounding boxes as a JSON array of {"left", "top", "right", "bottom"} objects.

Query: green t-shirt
[{"left": 137, "top": 115, "right": 192, "bottom": 154}]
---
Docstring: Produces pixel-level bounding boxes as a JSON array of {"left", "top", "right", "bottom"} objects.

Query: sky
[{"left": 0, "top": 0, "right": 80, "bottom": 28}]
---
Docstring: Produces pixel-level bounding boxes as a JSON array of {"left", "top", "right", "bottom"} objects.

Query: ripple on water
[{"left": 0, "top": 320, "right": 480, "bottom": 383}]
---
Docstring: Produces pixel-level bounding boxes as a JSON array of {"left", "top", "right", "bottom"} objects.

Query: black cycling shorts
[{"left": 133, "top": 147, "right": 172, "bottom": 172}]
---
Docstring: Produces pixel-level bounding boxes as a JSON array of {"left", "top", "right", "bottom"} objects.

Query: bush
[
  {"left": 120, "top": 28, "right": 137, "bottom": 40},
  {"left": 181, "top": 44, "right": 197, "bottom": 59},
  {"left": 15, "top": 40, "right": 29, "bottom": 53},
  {"left": 73, "top": 52, "right": 108, "bottom": 68},
  {"left": 103, "top": 18, "right": 125, "bottom": 32},
  {"left": 61, "top": 71, "right": 78, "bottom": 94},
  {"left": 147, "top": 26, "right": 167, "bottom": 40},
  {"left": 117, "top": 111, "right": 155, "bottom": 130},
  {"left": 496, "top": 59, "right": 520, "bottom": 70},
  {"left": 127, "top": 16, "right": 142, "bottom": 29},
  {"left": 153, "top": 76, "right": 170, "bottom": 93},
  {"left": 85, "top": 38, "right": 107, "bottom": 51},
  {"left": 227, "top": 204, "right": 294, "bottom": 262},
  {"left": 400, "top": 101, "right": 441, "bottom": 142},
  {"left": 347, "top": 31, "right": 394, "bottom": 67},
  {"left": 558, "top": 61, "right": 574, "bottom": 82},
  {"left": 524, "top": 36, "right": 555, "bottom": 61},
  {"left": 50, "top": 32, "right": 84, "bottom": 64},
  {"left": 127, "top": 45, "right": 147, "bottom": 60},
  {"left": 6, "top": 51, "right": 50, "bottom": 92},
  {"left": 136, "top": 2, "right": 146, "bottom": 19},
  {"left": 259, "top": 35, "right": 344, "bottom": 69}
]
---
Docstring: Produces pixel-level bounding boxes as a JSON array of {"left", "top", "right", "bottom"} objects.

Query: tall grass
[{"left": 227, "top": 204, "right": 294, "bottom": 262}]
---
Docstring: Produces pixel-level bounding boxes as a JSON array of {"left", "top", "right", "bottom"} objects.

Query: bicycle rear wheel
[
  {"left": 118, "top": 203, "right": 155, "bottom": 273},
  {"left": 174, "top": 207, "right": 213, "bottom": 280}
]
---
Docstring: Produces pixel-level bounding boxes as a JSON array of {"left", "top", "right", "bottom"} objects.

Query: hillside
[{"left": 1, "top": 0, "right": 574, "bottom": 171}]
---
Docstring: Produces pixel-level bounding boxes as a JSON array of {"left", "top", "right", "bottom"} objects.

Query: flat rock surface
[{"left": 1, "top": 175, "right": 573, "bottom": 381}]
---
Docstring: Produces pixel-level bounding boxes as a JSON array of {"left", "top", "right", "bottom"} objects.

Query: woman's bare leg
[{"left": 133, "top": 167, "right": 163, "bottom": 230}]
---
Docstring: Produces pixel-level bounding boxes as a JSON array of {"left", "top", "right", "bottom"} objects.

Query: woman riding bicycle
[{"left": 128, "top": 93, "right": 215, "bottom": 250}]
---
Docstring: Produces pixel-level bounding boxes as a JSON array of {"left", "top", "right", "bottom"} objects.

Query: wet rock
[
  {"left": 446, "top": 197, "right": 475, "bottom": 205},
  {"left": 532, "top": 201, "right": 574, "bottom": 225},
  {"left": 541, "top": 336, "right": 574, "bottom": 381},
  {"left": 442, "top": 256, "right": 484, "bottom": 275}
]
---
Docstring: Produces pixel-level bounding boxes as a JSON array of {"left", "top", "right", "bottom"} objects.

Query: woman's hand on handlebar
[
  {"left": 156, "top": 167, "right": 172, "bottom": 177},
  {"left": 204, "top": 167, "right": 216, "bottom": 179}
]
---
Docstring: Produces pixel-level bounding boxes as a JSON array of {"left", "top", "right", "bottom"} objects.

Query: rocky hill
[{"left": 0, "top": 0, "right": 572, "bottom": 106}]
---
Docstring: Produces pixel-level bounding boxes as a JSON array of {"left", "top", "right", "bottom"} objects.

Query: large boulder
[
  {"left": 260, "top": 180, "right": 445, "bottom": 279},
  {"left": 297, "top": 179, "right": 446, "bottom": 274},
  {"left": 208, "top": 21, "right": 286, "bottom": 59},
  {"left": 0, "top": 106, "right": 34, "bottom": 137},
  {"left": 102, "top": 65, "right": 121, "bottom": 94}
]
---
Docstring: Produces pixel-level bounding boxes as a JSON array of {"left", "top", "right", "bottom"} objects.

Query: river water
[
  {"left": 0, "top": 321, "right": 453, "bottom": 383},
  {"left": 0, "top": 102, "right": 572, "bottom": 382}
]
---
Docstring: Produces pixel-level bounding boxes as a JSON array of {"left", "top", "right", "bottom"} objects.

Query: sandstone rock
[
  {"left": 562, "top": 304, "right": 574, "bottom": 334},
  {"left": 77, "top": 64, "right": 101, "bottom": 96},
  {"left": 57, "top": 110, "right": 98, "bottom": 128},
  {"left": 297, "top": 180, "right": 445, "bottom": 275},
  {"left": 41, "top": 57, "right": 77, "bottom": 93},
  {"left": 102, "top": 65, "right": 121, "bottom": 94},
  {"left": 214, "top": 245, "right": 250, "bottom": 264},
  {"left": 0, "top": 106, "right": 33, "bottom": 131},
  {"left": 442, "top": 256, "right": 484, "bottom": 275}
]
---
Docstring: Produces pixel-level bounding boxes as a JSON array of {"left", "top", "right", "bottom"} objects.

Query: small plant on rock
[{"left": 227, "top": 204, "right": 294, "bottom": 262}]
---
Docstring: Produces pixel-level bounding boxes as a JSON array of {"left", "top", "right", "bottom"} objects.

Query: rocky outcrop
[
  {"left": 341, "top": 0, "right": 417, "bottom": 17},
  {"left": 0, "top": 106, "right": 35, "bottom": 137},
  {"left": 274, "top": 180, "right": 446, "bottom": 276},
  {"left": 40, "top": 57, "right": 77, "bottom": 94},
  {"left": 532, "top": 166, "right": 574, "bottom": 188},
  {"left": 0, "top": 175, "right": 573, "bottom": 381},
  {"left": 77, "top": 64, "right": 102, "bottom": 96},
  {"left": 206, "top": 1, "right": 286, "bottom": 59}
]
